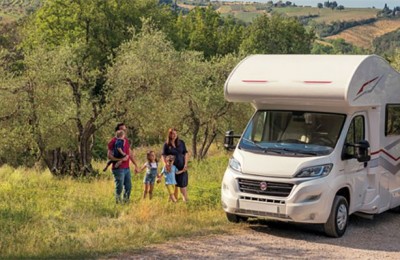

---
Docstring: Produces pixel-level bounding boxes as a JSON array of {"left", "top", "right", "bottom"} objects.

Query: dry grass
[
  {"left": 325, "top": 19, "right": 400, "bottom": 49},
  {"left": 0, "top": 148, "right": 235, "bottom": 259}
]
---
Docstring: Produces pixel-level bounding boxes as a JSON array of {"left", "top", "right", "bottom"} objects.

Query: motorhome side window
[
  {"left": 343, "top": 116, "right": 365, "bottom": 160},
  {"left": 385, "top": 104, "right": 400, "bottom": 136}
]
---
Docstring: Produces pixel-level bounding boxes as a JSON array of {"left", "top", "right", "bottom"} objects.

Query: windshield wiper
[
  {"left": 241, "top": 138, "right": 283, "bottom": 154},
  {"left": 275, "top": 148, "right": 319, "bottom": 156}
]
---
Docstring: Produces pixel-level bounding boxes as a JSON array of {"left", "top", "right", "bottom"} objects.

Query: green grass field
[{"left": 0, "top": 149, "right": 240, "bottom": 258}]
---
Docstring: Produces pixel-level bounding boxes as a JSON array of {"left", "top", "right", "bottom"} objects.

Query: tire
[
  {"left": 391, "top": 205, "right": 400, "bottom": 213},
  {"left": 226, "top": 213, "right": 248, "bottom": 223},
  {"left": 324, "top": 195, "right": 349, "bottom": 238}
]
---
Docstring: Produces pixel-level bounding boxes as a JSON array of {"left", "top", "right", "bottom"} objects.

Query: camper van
[{"left": 221, "top": 55, "right": 400, "bottom": 237}]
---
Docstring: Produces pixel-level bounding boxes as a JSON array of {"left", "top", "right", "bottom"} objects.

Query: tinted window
[
  {"left": 386, "top": 104, "right": 400, "bottom": 136},
  {"left": 343, "top": 115, "right": 365, "bottom": 159}
]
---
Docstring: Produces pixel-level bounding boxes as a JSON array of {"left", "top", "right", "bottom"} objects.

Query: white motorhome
[{"left": 221, "top": 55, "right": 400, "bottom": 237}]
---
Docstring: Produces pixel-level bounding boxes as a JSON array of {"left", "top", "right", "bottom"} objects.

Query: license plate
[{"left": 239, "top": 200, "right": 278, "bottom": 213}]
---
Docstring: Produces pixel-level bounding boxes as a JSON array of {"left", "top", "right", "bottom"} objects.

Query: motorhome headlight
[
  {"left": 295, "top": 164, "right": 333, "bottom": 178},
  {"left": 229, "top": 157, "right": 242, "bottom": 173}
]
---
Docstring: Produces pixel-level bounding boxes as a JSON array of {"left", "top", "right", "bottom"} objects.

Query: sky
[{"left": 220, "top": 1, "right": 399, "bottom": 8}]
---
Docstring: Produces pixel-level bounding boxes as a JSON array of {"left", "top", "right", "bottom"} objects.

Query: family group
[{"left": 105, "top": 123, "right": 189, "bottom": 203}]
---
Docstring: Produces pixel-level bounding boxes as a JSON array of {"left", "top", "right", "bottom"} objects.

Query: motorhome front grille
[
  {"left": 238, "top": 178, "right": 293, "bottom": 197},
  {"left": 235, "top": 209, "right": 291, "bottom": 220}
]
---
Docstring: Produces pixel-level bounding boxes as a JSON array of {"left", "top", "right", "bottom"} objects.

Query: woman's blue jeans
[{"left": 112, "top": 168, "right": 132, "bottom": 203}]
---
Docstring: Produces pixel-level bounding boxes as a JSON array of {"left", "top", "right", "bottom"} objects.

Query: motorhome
[{"left": 221, "top": 55, "right": 400, "bottom": 237}]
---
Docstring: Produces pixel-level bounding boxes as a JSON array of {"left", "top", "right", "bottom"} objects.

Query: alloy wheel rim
[{"left": 336, "top": 204, "right": 348, "bottom": 230}]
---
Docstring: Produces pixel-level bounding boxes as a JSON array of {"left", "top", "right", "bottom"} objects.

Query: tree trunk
[
  {"left": 43, "top": 120, "right": 97, "bottom": 177},
  {"left": 188, "top": 100, "right": 200, "bottom": 159},
  {"left": 199, "top": 124, "right": 217, "bottom": 160}
]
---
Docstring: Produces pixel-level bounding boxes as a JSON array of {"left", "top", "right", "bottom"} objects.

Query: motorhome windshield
[{"left": 239, "top": 110, "right": 346, "bottom": 156}]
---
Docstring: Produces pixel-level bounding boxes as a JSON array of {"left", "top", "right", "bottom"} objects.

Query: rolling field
[
  {"left": 272, "top": 7, "right": 378, "bottom": 23},
  {"left": 216, "top": 5, "right": 379, "bottom": 24},
  {"left": 326, "top": 19, "right": 400, "bottom": 49}
]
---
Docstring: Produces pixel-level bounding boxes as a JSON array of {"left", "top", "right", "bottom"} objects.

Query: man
[{"left": 107, "top": 123, "right": 139, "bottom": 203}]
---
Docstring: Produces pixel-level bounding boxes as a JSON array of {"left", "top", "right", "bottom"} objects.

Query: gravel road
[{"left": 106, "top": 211, "right": 400, "bottom": 259}]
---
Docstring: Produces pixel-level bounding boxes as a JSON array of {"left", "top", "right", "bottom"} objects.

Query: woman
[{"left": 162, "top": 128, "right": 189, "bottom": 202}]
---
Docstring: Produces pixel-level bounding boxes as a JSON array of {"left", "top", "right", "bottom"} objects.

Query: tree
[
  {"left": 391, "top": 48, "right": 400, "bottom": 71},
  {"left": 9, "top": 0, "right": 177, "bottom": 176},
  {"left": 108, "top": 23, "right": 246, "bottom": 159},
  {"left": 175, "top": 6, "right": 244, "bottom": 58},
  {"left": 239, "top": 14, "right": 315, "bottom": 55},
  {"left": 0, "top": 45, "right": 81, "bottom": 171},
  {"left": 317, "top": 3, "right": 323, "bottom": 8}
]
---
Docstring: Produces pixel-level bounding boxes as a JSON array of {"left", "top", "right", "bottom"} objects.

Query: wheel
[
  {"left": 324, "top": 195, "right": 349, "bottom": 237},
  {"left": 226, "top": 213, "right": 248, "bottom": 223}
]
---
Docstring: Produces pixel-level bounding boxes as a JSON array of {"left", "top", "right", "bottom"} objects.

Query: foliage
[
  {"left": 389, "top": 48, "right": 400, "bottom": 71},
  {"left": 175, "top": 6, "right": 244, "bottom": 58},
  {"left": 0, "top": 150, "right": 238, "bottom": 258},
  {"left": 314, "top": 18, "right": 377, "bottom": 37},
  {"left": 312, "top": 39, "right": 368, "bottom": 54},
  {"left": 0, "top": 0, "right": 179, "bottom": 176},
  {"left": 107, "top": 23, "right": 249, "bottom": 159},
  {"left": 240, "top": 14, "right": 315, "bottom": 55},
  {"left": 0, "top": 0, "right": 324, "bottom": 172},
  {"left": 373, "top": 29, "right": 400, "bottom": 56}
]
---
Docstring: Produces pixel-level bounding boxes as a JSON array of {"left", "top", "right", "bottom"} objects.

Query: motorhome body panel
[{"left": 224, "top": 55, "right": 399, "bottom": 107}]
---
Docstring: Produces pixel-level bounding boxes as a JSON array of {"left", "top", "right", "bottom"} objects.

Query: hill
[
  {"left": 325, "top": 19, "right": 400, "bottom": 50},
  {"left": 214, "top": 4, "right": 379, "bottom": 24},
  {"left": 0, "top": 0, "right": 40, "bottom": 24},
  {"left": 181, "top": 1, "right": 400, "bottom": 52}
]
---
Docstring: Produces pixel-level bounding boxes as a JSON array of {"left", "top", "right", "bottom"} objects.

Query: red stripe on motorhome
[
  {"left": 242, "top": 80, "right": 268, "bottom": 83},
  {"left": 371, "top": 149, "right": 400, "bottom": 161},
  {"left": 303, "top": 81, "right": 332, "bottom": 84}
]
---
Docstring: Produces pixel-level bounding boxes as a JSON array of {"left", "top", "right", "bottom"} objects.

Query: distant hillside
[
  {"left": 325, "top": 19, "right": 400, "bottom": 50},
  {"left": 373, "top": 29, "right": 400, "bottom": 55},
  {"left": 0, "top": 0, "right": 41, "bottom": 23}
]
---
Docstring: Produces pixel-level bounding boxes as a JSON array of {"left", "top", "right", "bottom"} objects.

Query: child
[
  {"left": 103, "top": 130, "right": 127, "bottom": 172},
  {"left": 157, "top": 155, "right": 184, "bottom": 202},
  {"left": 138, "top": 151, "right": 158, "bottom": 199}
]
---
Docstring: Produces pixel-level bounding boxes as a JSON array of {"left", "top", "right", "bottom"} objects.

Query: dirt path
[{"left": 106, "top": 211, "right": 400, "bottom": 259}]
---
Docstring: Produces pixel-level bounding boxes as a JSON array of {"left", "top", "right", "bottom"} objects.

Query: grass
[{"left": 0, "top": 148, "right": 241, "bottom": 259}]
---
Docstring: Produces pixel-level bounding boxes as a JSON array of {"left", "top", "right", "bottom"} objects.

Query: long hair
[
  {"left": 146, "top": 150, "right": 158, "bottom": 163},
  {"left": 166, "top": 128, "right": 179, "bottom": 147}
]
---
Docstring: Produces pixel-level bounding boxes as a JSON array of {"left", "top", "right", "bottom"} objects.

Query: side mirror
[
  {"left": 354, "top": 140, "right": 371, "bottom": 163},
  {"left": 224, "top": 130, "right": 241, "bottom": 151}
]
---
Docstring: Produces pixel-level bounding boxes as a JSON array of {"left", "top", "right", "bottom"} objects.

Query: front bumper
[{"left": 221, "top": 167, "right": 334, "bottom": 224}]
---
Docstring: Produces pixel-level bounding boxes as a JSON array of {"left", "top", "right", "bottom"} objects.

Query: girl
[
  {"left": 138, "top": 151, "right": 158, "bottom": 199},
  {"left": 157, "top": 155, "right": 184, "bottom": 202}
]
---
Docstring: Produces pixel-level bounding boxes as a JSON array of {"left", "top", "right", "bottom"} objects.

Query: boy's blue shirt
[{"left": 161, "top": 165, "right": 178, "bottom": 185}]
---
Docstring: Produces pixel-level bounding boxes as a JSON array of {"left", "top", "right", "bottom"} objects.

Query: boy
[
  {"left": 157, "top": 155, "right": 184, "bottom": 202},
  {"left": 103, "top": 130, "right": 127, "bottom": 172}
]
